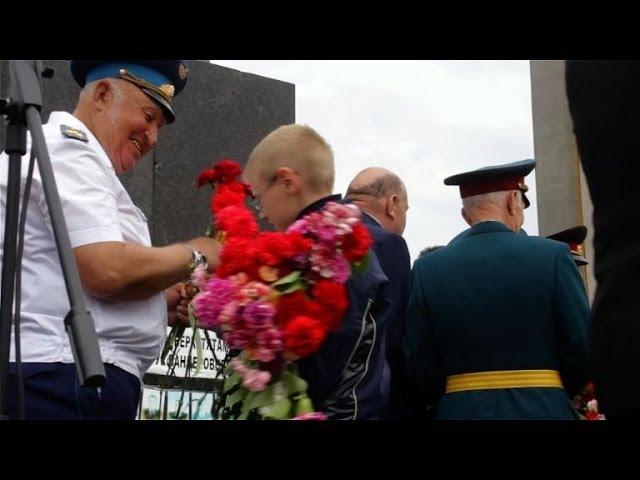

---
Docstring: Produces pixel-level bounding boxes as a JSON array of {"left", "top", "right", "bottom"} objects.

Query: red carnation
[
  {"left": 211, "top": 184, "right": 247, "bottom": 214},
  {"left": 196, "top": 168, "right": 218, "bottom": 187},
  {"left": 215, "top": 205, "right": 259, "bottom": 240},
  {"left": 218, "top": 237, "right": 258, "bottom": 278},
  {"left": 312, "top": 280, "right": 348, "bottom": 331},
  {"left": 255, "top": 232, "right": 295, "bottom": 267},
  {"left": 282, "top": 315, "right": 328, "bottom": 358},
  {"left": 341, "top": 223, "right": 372, "bottom": 262},
  {"left": 586, "top": 411, "right": 600, "bottom": 420},
  {"left": 285, "top": 231, "right": 313, "bottom": 257},
  {"left": 275, "top": 291, "right": 313, "bottom": 326},
  {"left": 214, "top": 160, "right": 243, "bottom": 183},
  {"left": 223, "top": 182, "right": 249, "bottom": 196}
]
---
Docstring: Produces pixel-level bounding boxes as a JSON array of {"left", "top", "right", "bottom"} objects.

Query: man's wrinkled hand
[{"left": 166, "top": 282, "right": 191, "bottom": 327}]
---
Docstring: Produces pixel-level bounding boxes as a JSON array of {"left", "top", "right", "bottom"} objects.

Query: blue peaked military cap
[
  {"left": 444, "top": 159, "right": 537, "bottom": 208},
  {"left": 70, "top": 60, "right": 190, "bottom": 124},
  {"left": 547, "top": 225, "right": 589, "bottom": 266}
]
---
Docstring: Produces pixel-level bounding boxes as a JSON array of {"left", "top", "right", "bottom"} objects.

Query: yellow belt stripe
[{"left": 445, "top": 369, "right": 563, "bottom": 394}]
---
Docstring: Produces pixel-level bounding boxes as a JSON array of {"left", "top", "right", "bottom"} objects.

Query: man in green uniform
[
  {"left": 547, "top": 226, "right": 589, "bottom": 267},
  {"left": 405, "top": 159, "right": 590, "bottom": 419}
]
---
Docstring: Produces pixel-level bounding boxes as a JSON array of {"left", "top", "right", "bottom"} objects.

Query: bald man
[
  {"left": 346, "top": 168, "right": 419, "bottom": 418},
  {"left": 347, "top": 167, "right": 409, "bottom": 235}
]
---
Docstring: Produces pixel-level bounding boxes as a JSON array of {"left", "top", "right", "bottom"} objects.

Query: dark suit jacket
[{"left": 360, "top": 212, "right": 419, "bottom": 418}]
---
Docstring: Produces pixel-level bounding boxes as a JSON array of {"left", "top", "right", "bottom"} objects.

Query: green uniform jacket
[{"left": 405, "top": 221, "right": 590, "bottom": 419}]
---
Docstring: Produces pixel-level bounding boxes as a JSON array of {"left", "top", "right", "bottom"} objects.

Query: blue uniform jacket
[{"left": 405, "top": 221, "right": 590, "bottom": 419}]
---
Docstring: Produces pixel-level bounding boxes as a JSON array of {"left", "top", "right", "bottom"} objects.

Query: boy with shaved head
[{"left": 244, "top": 125, "right": 392, "bottom": 419}]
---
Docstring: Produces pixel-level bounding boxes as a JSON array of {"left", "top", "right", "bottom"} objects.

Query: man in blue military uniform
[
  {"left": 1, "top": 60, "right": 222, "bottom": 419},
  {"left": 419, "top": 246, "right": 445, "bottom": 258},
  {"left": 404, "top": 159, "right": 590, "bottom": 419}
]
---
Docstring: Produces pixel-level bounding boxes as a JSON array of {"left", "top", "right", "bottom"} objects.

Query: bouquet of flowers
[
  {"left": 186, "top": 159, "right": 372, "bottom": 419},
  {"left": 572, "top": 382, "right": 606, "bottom": 420}
]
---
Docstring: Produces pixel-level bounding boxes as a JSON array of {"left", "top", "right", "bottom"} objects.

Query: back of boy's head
[{"left": 247, "top": 124, "right": 335, "bottom": 194}]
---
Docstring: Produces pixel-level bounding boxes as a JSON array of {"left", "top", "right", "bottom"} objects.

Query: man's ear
[
  {"left": 462, "top": 207, "right": 472, "bottom": 226},
  {"left": 275, "top": 167, "right": 301, "bottom": 195},
  {"left": 385, "top": 194, "right": 398, "bottom": 220},
  {"left": 92, "top": 80, "right": 112, "bottom": 113},
  {"left": 506, "top": 190, "right": 519, "bottom": 216}
]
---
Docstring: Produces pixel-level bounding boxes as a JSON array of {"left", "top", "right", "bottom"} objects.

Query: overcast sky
[{"left": 210, "top": 60, "right": 536, "bottom": 262}]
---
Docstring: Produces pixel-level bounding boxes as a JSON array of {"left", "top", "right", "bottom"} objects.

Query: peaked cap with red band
[
  {"left": 444, "top": 159, "right": 536, "bottom": 209},
  {"left": 547, "top": 225, "right": 589, "bottom": 266}
]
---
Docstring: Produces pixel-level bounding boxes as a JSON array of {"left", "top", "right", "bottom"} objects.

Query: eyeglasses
[{"left": 248, "top": 173, "right": 278, "bottom": 215}]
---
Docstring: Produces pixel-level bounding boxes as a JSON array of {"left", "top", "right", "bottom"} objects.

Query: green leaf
[
  {"left": 239, "top": 386, "right": 277, "bottom": 419},
  {"left": 237, "top": 381, "right": 295, "bottom": 419},
  {"left": 278, "top": 281, "right": 305, "bottom": 295},
  {"left": 194, "top": 329, "right": 203, "bottom": 375},
  {"left": 188, "top": 304, "right": 204, "bottom": 375},
  {"left": 271, "top": 270, "right": 301, "bottom": 287},
  {"left": 226, "top": 387, "right": 249, "bottom": 408},
  {"left": 271, "top": 271, "right": 306, "bottom": 294},
  {"left": 261, "top": 397, "right": 292, "bottom": 420},
  {"left": 188, "top": 301, "right": 197, "bottom": 330},
  {"left": 293, "top": 394, "right": 315, "bottom": 416},
  {"left": 238, "top": 393, "right": 256, "bottom": 420},
  {"left": 223, "top": 361, "right": 236, "bottom": 376},
  {"left": 282, "top": 370, "right": 308, "bottom": 395},
  {"left": 223, "top": 372, "right": 242, "bottom": 393}
]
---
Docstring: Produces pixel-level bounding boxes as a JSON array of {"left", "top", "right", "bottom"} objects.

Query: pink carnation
[
  {"left": 322, "top": 202, "right": 361, "bottom": 236},
  {"left": 193, "top": 276, "right": 237, "bottom": 328},
  {"left": 242, "top": 368, "right": 272, "bottom": 392},
  {"left": 230, "top": 357, "right": 248, "bottom": 375},
  {"left": 257, "top": 327, "right": 282, "bottom": 350},
  {"left": 287, "top": 213, "right": 319, "bottom": 236},
  {"left": 310, "top": 246, "right": 351, "bottom": 283},
  {"left": 242, "top": 301, "right": 276, "bottom": 331},
  {"left": 239, "top": 281, "right": 273, "bottom": 304},
  {"left": 218, "top": 300, "right": 240, "bottom": 327},
  {"left": 223, "top": 329, "right": 252, "bottom": 349},
  {"left": 293, "top": 412, "right": 328, "bottom": 420}
]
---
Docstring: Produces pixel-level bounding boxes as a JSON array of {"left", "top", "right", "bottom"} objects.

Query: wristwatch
[{"left": 183, "top": 244, "right": 208, "bottom": 272}]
